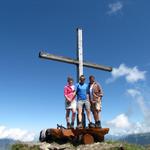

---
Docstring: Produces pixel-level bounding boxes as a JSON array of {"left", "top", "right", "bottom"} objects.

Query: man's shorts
[
  {"left": 91, "top": 98, "right": 102, "bottom": 112},
  {"left": 65, "top": 99, "right": 76, "bottom": 110},
  {"left": 77, "top": 99, "right": 91, "bottom": 110}
]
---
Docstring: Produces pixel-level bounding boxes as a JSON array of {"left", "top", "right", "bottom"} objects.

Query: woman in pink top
[{"left": 64, "top": 77, "right": 76, "bottom": 128}]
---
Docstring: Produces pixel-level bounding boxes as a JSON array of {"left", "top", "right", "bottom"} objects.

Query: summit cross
[{"left": 39, "top": 28, "right": 112, "bottom": 81}]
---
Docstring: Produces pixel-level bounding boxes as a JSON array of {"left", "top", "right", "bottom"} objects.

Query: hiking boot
[
  {"left": 70, "top": 122, "right": 74, "bottom": 129},
  {"left": 95, "top": 121, "right": 102, "bottom": 128},
  {"left": 67, "top": 122, "right": 71, "bottom": 129},
  {"left": 77, "top": 122, "right": 83, "bottom": 129},
  {"left": 88, "top": 122, "right": 95, "bottom": 128}
]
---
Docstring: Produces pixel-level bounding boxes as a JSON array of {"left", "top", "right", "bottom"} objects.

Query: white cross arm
[{"left": 39, "top": 51, "right": 112, "bottom": 72}]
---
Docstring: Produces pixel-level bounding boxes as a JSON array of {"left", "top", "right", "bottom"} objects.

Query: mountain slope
[
  {"left": 0, "top": 139, "right": 17, "bottom": 150},
  {"left": 120, "top": 132, "right": 150, "bottom": 145}
]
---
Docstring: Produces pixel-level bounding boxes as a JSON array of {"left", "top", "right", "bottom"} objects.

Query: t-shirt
[
  {"left": 76, "top": 83, "right": 88, "bottom": 101},
  {"left": 89, "top": 83, "right": 94, "bottom": 100},
  {"left": 64, "top": 85, "right": 75, "bottom": 102}
]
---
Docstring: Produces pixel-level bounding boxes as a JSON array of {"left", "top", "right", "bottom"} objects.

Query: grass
[
  {"left": 11, "top": 144, "right": 40, "bottom": 150},
  {"left": 106, "top": 140, "right": 147, "bottom": 150}
]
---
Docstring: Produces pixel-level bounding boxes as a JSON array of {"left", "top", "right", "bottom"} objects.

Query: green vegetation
[
  {"left": 11, "top": 143, "right": 40, "bottom": 150},
  {"left": 106, "top": 140, "right": 147, "bottom": 150}
]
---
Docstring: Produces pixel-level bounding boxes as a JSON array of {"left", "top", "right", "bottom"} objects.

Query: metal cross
[
  {"left": 39, "top": 28, "right": 112, "bottom": 128},
  {"left": 39, "top": 28, "right": 112, "bottom": 81}
]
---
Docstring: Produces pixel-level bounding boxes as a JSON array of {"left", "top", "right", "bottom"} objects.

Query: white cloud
[
  {"left": 106, "top": 88, "right": 150, "bottom": 136},
  {"left": 106, "top": 64, "right": 146, "bottom": 83},
  {"left": 107, "top": 1, "right": 123, "bottom": 15},
  {"left": 0, "top": 125, "right": 35, "bottom": 141},
  {"left": 106, "top": 113, "right": 132, "bottom": 135},
  {"left": 106, "top": 113, "right": 150, "bottom": 135},
  {"left": 107, "top": 114, "right": 131, "bottom": 129},
  {"left": 127, "top": 89, "right": 141, "bottom": 98},
  {"left": 127, "top": 88, "right": 150, "bottom": 123}
]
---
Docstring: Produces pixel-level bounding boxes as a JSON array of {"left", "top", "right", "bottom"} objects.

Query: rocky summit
[
  {"left": 12, "top": 141, "right": 150, "bottom": 150},
  {"left": 29, "top": 142, "right": 126, "bottom": 150}
]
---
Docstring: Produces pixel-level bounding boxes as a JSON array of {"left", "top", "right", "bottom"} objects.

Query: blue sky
[{"left": 0, "top": 0, "right": 150, "bottom": 141}]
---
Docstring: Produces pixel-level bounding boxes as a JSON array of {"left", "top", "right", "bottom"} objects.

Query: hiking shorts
[
  {"left": 77, "top": 99, "right": 91, "bottom": 110},
  {"left": 65, "top": 99, "right": 76, "bottom": 110},
  {"left": 91, "top": 99, "right": 102, "bottom": 112}
]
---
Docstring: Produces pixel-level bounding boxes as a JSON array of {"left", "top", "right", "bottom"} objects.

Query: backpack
[{"left": 39, "top": 129, "right": 47, "bottom": 142}]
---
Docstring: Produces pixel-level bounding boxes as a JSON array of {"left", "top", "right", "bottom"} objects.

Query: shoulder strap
[{"left": 76, "top": 83, "right": 80, "bottom": 94}]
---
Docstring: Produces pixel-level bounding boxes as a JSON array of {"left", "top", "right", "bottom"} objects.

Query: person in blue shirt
[{"left": 76, "top": 75, "right": 95, "bottom": 128}]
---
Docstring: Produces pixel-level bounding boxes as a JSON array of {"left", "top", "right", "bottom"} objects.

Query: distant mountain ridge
[
  {"left": 106, "top": 132, "right": 150, "bottom": 145},
  {"left": 121, "top": 132, "right": 150, "bottom": 145},
  {"left": 0, "top": 138, "right": 17, "bottom": 150}
]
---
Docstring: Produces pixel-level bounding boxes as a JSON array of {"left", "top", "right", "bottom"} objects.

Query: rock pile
[{"left": 38, "top": 142, "right": 124, "bottom": 150}]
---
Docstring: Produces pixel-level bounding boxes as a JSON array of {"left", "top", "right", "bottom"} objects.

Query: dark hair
[
  {"left": 67, "top": 76, "right": 73, "bottom": 82},
  {"left": 80, "top": 75, "right": 85, "bottom": 80},
  {"left": 89, "top": 75, "right": 95, "bottom": 79}
]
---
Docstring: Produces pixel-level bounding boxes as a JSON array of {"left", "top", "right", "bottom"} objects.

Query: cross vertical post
[
  {"left": 76, "top": 28, "right": 86, "bottom": 127},
  {"left": 76, "top": 28, "right": 83, "bottom": 82}
]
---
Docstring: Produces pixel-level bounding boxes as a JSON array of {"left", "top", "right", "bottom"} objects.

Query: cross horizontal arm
[
  {"left": 83, "top": 62, "right": 112, "bottom": 72},
  {"left": 39, "top": 51, "right": 78, "bottom": 65},
  {"left": 39, "top": 51, "right": 112, "bottom": 72}
]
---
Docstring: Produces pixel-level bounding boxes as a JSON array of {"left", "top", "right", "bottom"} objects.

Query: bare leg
[
  {"left": 92, "top": 111, "right": 96, "bottom": 122},
  {"left": 78, "top": 107, "right": 82, "bottom": 122},
  {"left": 86, "top": 109, "right": 92, "bottom": 123},
  {"left": 98, "top": 110, "right": 101, "bottom": 121},
  {"left": 94, "top": 110, "right": 102, "bottom": 128},
  {"left": 71, "top": 108, "right": 76, "bottom": 124},
  {"left": 94, "top": 110, "right": 101, "bottom": 121},
  {"left": 66, "top": 109, "right": 70, "bottom": 124}
]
